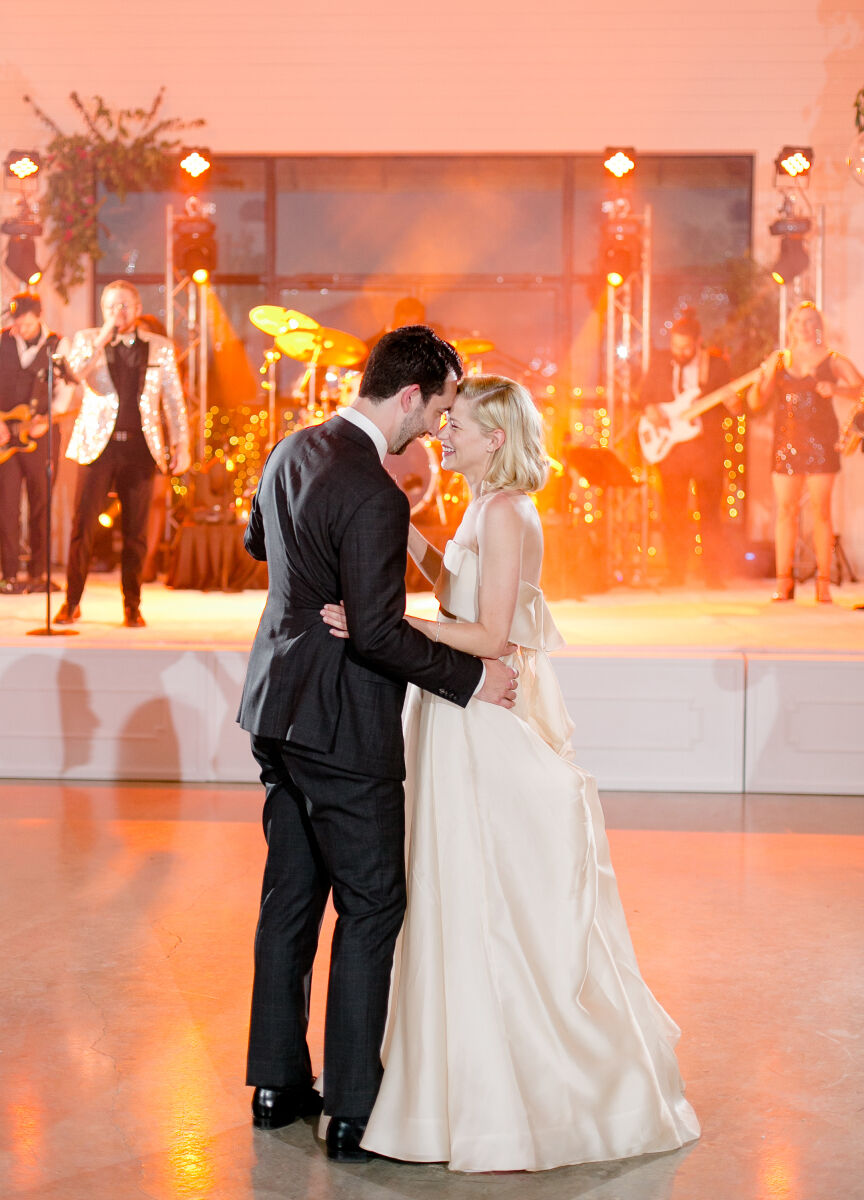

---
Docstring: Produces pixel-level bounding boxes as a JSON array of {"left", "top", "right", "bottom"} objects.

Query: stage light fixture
[
  {"left": 5, "top": 237, "right": 42, "bottom": 285},
  {"left": 768, "top": 195, "right": 811, "bottom": 285},
  {"left": 604, "top": 244, "right": 631, "bottom": 287},
  {"left": 601, "top": 213, "right": 641, "bottom": 287},
  {"left": 774, "top": 145, "right": 813, "bottom": 187},
  {"left": 2, "top": 196, "right": 44, "bottom": 280},
  {"left": 98, "top": 499, "right": 121, "bottom": 529},
  {"left": 5, "top": 151, "right": 41, "bottom": 181},
  {"left": 770, "top": 236, "right": 810, "bottom": 285},
  {"left": 173, "top": 215, "right": 217, "bottom": 283},
  {"left": 180, "top": 150, "right": 211, "bottom": 180},
  {"left": 603, "top": 148, "right": 636, "bottom": 179}
]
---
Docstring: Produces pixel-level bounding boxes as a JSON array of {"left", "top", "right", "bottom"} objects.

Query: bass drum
[{"left": 384, "top": 440, "right": 439, "bottom": 516}]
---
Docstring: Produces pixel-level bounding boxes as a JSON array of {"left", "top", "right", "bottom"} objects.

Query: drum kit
[{"left": 248, "top": 304, "right": 495, "bottom": 518}]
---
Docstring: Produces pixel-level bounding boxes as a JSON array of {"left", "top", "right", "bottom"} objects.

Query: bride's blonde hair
[{"left": 457, "top": 374, "right": 549, "bottom": 494}]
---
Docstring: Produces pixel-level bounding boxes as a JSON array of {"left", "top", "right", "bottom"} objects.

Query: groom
[{"left": 238, "top": 325, "right": 517, "bottom": 1161}]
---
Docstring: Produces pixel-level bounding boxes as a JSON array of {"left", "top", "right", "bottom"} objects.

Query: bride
[{"left": 322, "top": 374, "right": 699, "bottom": 1172}]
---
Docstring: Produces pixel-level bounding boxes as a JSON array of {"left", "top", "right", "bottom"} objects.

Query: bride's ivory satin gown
[{"left": 361, "top": 541, "right": 700, "bottom": 1172}]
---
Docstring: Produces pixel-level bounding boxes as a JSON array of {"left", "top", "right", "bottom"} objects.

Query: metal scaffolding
[
  {"left": 165, "top": 200, "right": 210, "bottom": 464},
  {"left": 601, "top": 200, "right": 653, "bottom": 584}
]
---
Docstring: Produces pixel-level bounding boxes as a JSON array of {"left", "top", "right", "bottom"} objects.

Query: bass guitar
[{"left": 637, "top": 367, "right": 761, "bottom": 465}]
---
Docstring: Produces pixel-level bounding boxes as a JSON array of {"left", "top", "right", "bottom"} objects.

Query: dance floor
[
  {"left": 0, "top": 781, "right": 861, "bottom": 1199},
  {"left": 1, "top": 574, "right": 863, "bottom": 794}
]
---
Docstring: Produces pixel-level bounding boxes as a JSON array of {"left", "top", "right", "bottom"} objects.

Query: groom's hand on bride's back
[{"left": 477, "top": 657, "right": 518, "bottom": 709}]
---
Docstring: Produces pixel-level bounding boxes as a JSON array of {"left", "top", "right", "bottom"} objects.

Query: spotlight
[
  {"left": 180, "top": 149, "right": 211, "bottom": 180},
  {"left": 173, "top": 211, "right": 217, "bottom": 282},
  {"left": 601, "top": 214, "right": 641, "bottom": 287},
  {"left": 771, "top": 237, "right": 810, "bottom": 285},
  {"left": 2, "top": 200, "right": 43, "bottom": 283},
  {"left": 604, "top": 244, "right": 632, "bottom": 287},
  {"left": 5, "top": 151, "right": 41, "bottom": 181},
  {"left": 768, "top": 193, "right": 811, "bottom": 285},
  {"left": 4, "top": 235, "right": 42, "bottom": 284},
  {"left": 603, "top": 148, "right": 636, "bottom": 179},
  {"left": 98, "top": 498, "right": 121, "bottom": 529},
  {"left": 775, "top": 145, "right": 813, "bottom": 187}
]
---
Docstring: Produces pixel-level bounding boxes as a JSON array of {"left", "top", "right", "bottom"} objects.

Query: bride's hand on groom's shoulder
[{"left": 321, "top": 601, "right": 349, "bottom": 638}]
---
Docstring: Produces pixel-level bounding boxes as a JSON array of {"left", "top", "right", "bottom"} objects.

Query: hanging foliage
[{"left": 24, "top": 90, "right": 205, "bottom": 300}]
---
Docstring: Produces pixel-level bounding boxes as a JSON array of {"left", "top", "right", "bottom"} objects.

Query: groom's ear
[{"left": 400, "top": 384, "right": 421, "bottom": 411}]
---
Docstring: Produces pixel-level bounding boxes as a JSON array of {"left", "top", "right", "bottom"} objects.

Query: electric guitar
[
  {"left": 0, "top": 403, "right": 49, "bottom": 466},
  {"left": 837, "top": 397, "right": 864, "bottom": 457},
  {"left": 637, "top": 367, "right": 761, "bottom": 465}
]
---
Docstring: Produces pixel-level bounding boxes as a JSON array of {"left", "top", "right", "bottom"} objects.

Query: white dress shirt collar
[{"left": 337, "top": 406, "right": 388, "bottom": 463}]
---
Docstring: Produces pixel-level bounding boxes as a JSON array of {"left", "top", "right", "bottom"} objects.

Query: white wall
[{"left": 3, "top": 0, "right": 864, "bottom": 560}]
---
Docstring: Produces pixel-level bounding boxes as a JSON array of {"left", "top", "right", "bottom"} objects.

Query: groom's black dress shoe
[
  {"left": 252, "top": 1085, "right": 323, "bottom": 1130},
  {"left": 326, "top": 1116, "right": 373, "bottom": 1162}
]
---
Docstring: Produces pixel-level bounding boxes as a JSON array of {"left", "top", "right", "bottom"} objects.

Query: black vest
[{"left": 0, "top": 328, "right": 60, "bottom": 415}]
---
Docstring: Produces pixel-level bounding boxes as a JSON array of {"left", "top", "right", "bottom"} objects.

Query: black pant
[
  {"left": 0, "top": 437, "right": 49, "bottom": 580},
  {"left": 658, "top": 435, "right": 725, "bottom": 582},
  {"left": 247, "top": 735, "right": 407, "bottom": 1120},
  {"left": 66, "top": 434, "right": 156, "bottom": 609}
]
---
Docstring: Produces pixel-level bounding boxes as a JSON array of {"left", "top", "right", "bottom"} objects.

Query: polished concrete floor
[{"left": 1, "top": 783, "right": 862, "bottom": 1199}]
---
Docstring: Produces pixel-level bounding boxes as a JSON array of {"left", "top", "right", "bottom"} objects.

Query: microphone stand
[{"left": 28, "top": 350, "right": 77, "bottom": 638}]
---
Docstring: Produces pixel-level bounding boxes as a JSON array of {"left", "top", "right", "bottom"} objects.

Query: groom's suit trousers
[{"left": 246, "top": 737, "right": 406, "bottom": 1119}]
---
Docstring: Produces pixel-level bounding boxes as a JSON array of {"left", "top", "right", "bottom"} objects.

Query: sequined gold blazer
[{"left": 65, "top": 329, "right": 190, "bottom": 473}]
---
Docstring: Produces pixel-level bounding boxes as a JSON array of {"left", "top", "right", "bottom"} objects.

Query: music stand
[
  {"left": 28, "top": 353, "right": 77, "bottom": 638},
  {"left": 566, "top": 446, "right": 651, "bottom": 588}
]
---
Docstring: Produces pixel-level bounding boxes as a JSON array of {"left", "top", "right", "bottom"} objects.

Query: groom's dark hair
[{"left": 360, "top": 325, "right": 463, "bottom": 404}]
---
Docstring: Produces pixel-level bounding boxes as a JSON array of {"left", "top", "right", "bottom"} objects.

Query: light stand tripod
[{"left": 28, "top": 352, "right": 76, "bottom": 637}]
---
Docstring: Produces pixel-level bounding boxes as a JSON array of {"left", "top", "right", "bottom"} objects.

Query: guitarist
[
  {"left": 0, "top": 293, "right": 68, "bottom": 594},
  {"left": 638, "top": 312, "right": 736, "bottom": 587}
]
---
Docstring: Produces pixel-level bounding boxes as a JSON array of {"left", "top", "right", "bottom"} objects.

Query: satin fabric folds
[{"left": 362, "top": 541, "right": 699, "bottom": 1172}]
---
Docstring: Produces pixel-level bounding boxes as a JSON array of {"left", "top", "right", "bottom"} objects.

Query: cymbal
[
  {"left": 454, "top": 336, "right": 495, "bottom": 358},
  {"left": 276, "top": 326, "right": 368, "bottom": 367},
  {"left": 249, "top": 305, "right": 319, "bottom": 338}
]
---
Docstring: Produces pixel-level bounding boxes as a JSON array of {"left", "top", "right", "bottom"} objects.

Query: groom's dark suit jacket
[{"left": 237, "top": 415, "right": 481, "bottom": 780}]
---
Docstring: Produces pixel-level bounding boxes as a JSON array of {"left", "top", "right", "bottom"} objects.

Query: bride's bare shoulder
[{"left": 479, "top": 489, "right": 538, "bottom": 523}]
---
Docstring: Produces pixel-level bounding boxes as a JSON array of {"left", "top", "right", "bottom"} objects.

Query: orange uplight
[
  {"left": 180, "top": 151, "right": 211, "bottom": 179},
  {"left": 7, "top": 154, "right": 40, "bottom": 180},
  {"left": 607, "top": 270, "right": 624, "bottom": 287},
  {"left": 603, "top": 149, "right": 636, "bottom": 178},
  {"left": 191, "top": 267, "right": 209, "bottom": 284}
]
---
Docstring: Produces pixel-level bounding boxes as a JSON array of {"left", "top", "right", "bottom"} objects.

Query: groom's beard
[{"left": 389, "top": 405, "right": 428, "bottom": 456}]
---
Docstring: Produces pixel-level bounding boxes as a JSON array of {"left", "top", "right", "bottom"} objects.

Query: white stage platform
[{"left": 1, "top": 575, "right": 863, "bottom": 795}]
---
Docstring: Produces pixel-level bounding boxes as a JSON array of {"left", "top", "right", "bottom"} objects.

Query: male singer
[{"left": 56, "top": 280, "right": 190, "bottom": 627}]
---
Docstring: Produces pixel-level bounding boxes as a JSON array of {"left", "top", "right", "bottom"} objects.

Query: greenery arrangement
[{"left": 25, "top": 90, "right": 205, "bottom": 299}]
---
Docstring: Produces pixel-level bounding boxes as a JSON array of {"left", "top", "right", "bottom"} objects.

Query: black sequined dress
[{"left": 771, "top": 353, "right": 840, "bottom": 475}]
